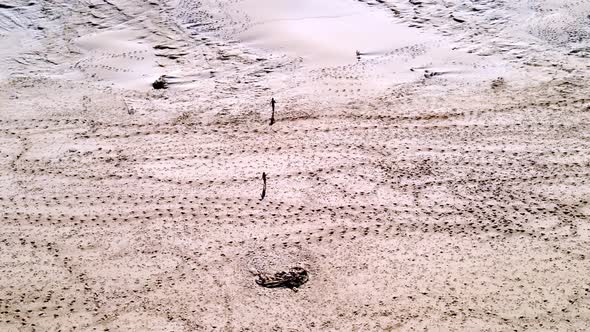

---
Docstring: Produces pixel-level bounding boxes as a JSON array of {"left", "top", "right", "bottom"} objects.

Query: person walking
[
  {"left": 270, "top": 98, "right": 276, "bottom": 126},
  {"left": 260, "top": 172, "right": 267, "bottom": 200}
]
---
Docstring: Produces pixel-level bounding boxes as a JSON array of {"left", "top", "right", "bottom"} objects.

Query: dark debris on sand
[
  {"left": 152, "top": 75, "right": 168, "bottom": 89},
  {"left": 255, "top": 267, "right": 309, "bottom": 291}
]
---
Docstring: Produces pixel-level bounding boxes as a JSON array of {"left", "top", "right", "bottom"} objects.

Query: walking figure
[
  {"left": 356, "top": 50, "right": 361, "bottom": 61},
  {"left": 260, "top": 172, "right": 267, "bottom": 200},
  {"left": 270, "top": 98, "right": 276, "bottom": 126}
]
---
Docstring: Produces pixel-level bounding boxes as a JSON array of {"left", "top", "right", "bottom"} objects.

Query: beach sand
[{"left": 1, "top": 0, "right": 590, "bottom": 330}]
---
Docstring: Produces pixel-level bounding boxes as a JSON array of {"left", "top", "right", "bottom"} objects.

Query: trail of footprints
[
  {"left": 1, "top": 1, "right": 590, "bottom": 329},
  {"left": 2, "top": 100, "right": 589, "bottom": 329},
  {"left": 2, "top": 195, "right": 587, "bottom": 269}
]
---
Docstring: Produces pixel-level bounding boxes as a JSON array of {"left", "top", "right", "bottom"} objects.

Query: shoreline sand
[{"left": 1, "top": 0, "right": 589, "bottom": 330}]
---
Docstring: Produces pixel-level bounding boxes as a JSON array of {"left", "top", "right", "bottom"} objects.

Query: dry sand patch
[{"left": 1, "top": 0, "right": 590, "bottom": 331}]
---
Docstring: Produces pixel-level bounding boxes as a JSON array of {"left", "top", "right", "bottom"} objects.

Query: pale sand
[{"left": 1, "top": 0, "right": 590, "bottom": 331}]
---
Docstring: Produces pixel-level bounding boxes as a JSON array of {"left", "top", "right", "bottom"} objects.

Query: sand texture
[{"left": 1, "top": 0, "right": 590, "bottom": 331}]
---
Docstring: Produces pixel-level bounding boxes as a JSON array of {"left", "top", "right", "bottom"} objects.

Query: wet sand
[{"left": 1, "top": 0, "right": 590, "bottom": 331}]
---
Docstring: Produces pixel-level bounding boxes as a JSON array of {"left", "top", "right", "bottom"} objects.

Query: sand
[{"left": 1, "top": 0, "right": 590, "bottom": 331}]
